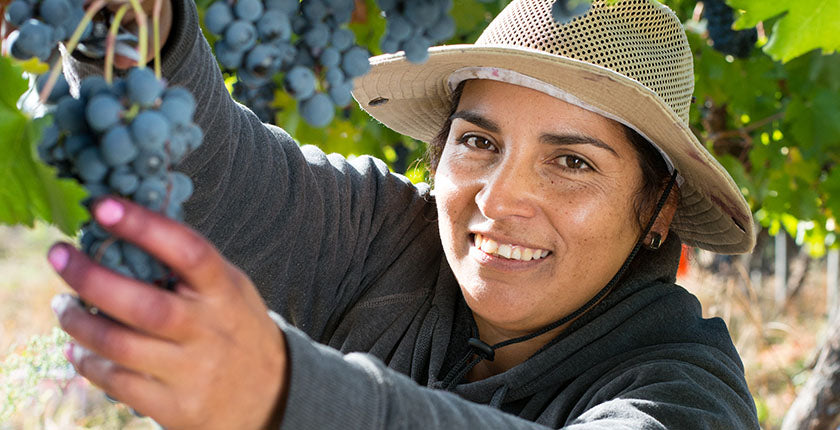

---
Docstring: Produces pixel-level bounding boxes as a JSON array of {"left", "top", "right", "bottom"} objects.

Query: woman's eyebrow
[
  {"left": 540, "top": 133, "right": 619, "bottom": 157},
  {"left": 450, "top": 111, "right": 500, "bottom": 133},
  {"left": 450, "top": 111, "right": 619, "bottom": 157}
]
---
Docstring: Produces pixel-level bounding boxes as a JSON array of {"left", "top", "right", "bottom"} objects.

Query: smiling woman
[
  {"left": 52, "top": 0, "right": 761, "bottom": 429},
  {"left": 432, "top": 80, "right": 664, "bottom": 379},
  {"left": 437, "top": 79, "right": 660, "bottom": 341}
]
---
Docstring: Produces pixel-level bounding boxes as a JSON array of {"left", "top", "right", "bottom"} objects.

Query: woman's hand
[{"left": 48, "top": 197, "right": 288, "bottom": 429}]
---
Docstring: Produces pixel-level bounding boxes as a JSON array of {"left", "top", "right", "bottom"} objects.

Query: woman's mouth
[{"left": 472, "top": 233, "right": 551, "bottom": 261}]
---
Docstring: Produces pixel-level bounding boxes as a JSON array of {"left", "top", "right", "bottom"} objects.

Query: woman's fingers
[
  {"left": 67, "top": 343, "right": 172, "bottom": 421},
  {"left": 48, "top": 243, "right": 194, "bottom": 341},
  {"left": 89, "top": 197, "right": 239, "bottom": 295},
  {"left": 53, "top": 293, "right": 180, "bottom": 377}
]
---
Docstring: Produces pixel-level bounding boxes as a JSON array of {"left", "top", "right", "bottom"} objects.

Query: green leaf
[
  {"left": 786, "top": 88, "right": 840, "bottom": 157},
  {"left": 0, "top": 57, "right": 88, "bottom": 235},
  {"left": 728, "top": 0, "right": 840, "bottom": 62}
]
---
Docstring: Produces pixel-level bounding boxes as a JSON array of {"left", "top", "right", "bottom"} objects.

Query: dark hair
[{"left": 425, "top": 81, "right": 673, "bottom": 228}]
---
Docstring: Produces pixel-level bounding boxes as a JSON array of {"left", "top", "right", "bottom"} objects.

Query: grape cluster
[
  {"left": 376, "top": 0, "right": 455, "bottom": 64},
  {"left": 205, "top": 0, "right": 370, "bottom": 126},
  {"left": 550, "top": 0, "right": 591, "bottom": 25},
  {"left": 233, "top": 80, "right": 276, "bottom": 122},
  {"left": 37, "top": 68, "right": 203, "bottom": 284},
  {"left": 4, "top": 0, "right": 92, "bottom": 61},
  {"left": 703, "top": 0, "right": 756, "bottom": 58}
]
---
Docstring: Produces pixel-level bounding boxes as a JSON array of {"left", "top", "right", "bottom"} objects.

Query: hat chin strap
[
  {"left": 440, "top": 169, "right": 680, "bottom": 391},
  {"left": 447, "top": 66, "right": 682, "bottom": 185}
]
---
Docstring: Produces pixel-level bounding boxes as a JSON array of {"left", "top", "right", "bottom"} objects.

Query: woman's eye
[
  {"left": 558, "top": 155, "right": 590, "bottom": 170},
  {"left": 461, "top": 135, "right": 496, "bottom": 151}
]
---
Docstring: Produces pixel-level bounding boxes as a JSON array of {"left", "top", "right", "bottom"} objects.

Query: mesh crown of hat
[{"left": 476, "top": 0, "right": 695, "bottom": 123}]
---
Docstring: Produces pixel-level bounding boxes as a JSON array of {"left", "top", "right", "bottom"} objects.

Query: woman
[{"left": 49, "top": 0, "right": 759, "bottom": 428}]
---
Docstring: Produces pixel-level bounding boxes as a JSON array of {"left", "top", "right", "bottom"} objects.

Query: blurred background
[{"left": 2, "top": 0, "right": 839, "bottom": 428}]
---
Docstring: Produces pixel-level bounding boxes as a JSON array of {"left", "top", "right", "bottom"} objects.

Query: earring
[{"left": 648, "top": 232, "right": 662, "bottom": 250}]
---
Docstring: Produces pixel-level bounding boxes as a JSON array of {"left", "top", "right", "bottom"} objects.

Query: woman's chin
[{"left": 460, "top": 288, "right": 542, "bottom": 331}]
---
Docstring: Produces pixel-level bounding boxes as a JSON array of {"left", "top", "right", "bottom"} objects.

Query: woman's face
[{"left": 434, "top": 80, "right": 647, "bottom": 337}]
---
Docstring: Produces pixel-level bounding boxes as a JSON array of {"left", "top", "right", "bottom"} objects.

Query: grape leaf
[
  {"left": 728, "top": 0, "right": 840, "bottom": 62},
  {"left": 0, "top": 57, "right": 88, "bottom": 235}
]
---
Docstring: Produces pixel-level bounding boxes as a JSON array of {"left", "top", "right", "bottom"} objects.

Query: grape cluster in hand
[
  {"left": 703, "top": 0, "right": 756, "bottom": 58},
  {"left": 4, "top": 0, "right": 92, "bottom": 60},
  {"left": 37, "top": 68, "right": 203, "bottom": 284},
  {"left": 376, "top": 0, "right": 455, "bottom": 64},
  {"left": 205, "top": 0, "right": 370, "bottom": 126}
]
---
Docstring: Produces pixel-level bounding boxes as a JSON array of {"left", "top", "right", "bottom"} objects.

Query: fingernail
[
  {"left": 72, "top": 343, "right": 86, "bottom": 364},
  {"left": 64, "top": 342, "right": 75, "bottom": 364},
  {"left": 95, "top": 198, "right": 124, "bottom": 226},
  {"left": 48, "top": 245, "right": 69, "bottom": 272},
  {"left": 51, "top": 294, "right": 71, "bottom": 316}
]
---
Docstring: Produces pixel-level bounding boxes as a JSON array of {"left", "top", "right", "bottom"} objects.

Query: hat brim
[{"left": 352, "top": 45, "right": 755, "bottom": 254}]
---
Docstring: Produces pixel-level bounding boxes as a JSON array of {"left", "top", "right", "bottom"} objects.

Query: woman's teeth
[{"left": 474, "top": 233, "right": 549, "bottom": 261}]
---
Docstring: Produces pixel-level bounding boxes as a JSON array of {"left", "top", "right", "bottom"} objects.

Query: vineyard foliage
[{"left": 1, "top": 0, "right": 839, "bottom": 254}]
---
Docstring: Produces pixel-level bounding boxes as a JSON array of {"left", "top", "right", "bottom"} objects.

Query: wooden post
[
  {"left": 780, "top": 314, "right": 840, "bottom": 430},
  {"left": 776, "top": 232, "right": 787, "bottom": 308},
  {"left": 828, "top": 249, "right": 839, "bottom": 321}
]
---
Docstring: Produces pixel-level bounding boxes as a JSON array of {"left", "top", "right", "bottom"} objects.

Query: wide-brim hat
[{"left": 351, "top": 0, "right": 755, "bottom": 254}]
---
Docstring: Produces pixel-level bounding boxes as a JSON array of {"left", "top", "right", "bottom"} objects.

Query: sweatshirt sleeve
[{"left": 62, "top": 0, "right": 439, "bottom": 341}]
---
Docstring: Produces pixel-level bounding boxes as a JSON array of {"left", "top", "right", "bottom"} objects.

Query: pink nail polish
[
  {"left": 48, "top": 246, "right": 69, "bottom": 272},
  {"left": 95, "top": 198, "right": 124, "bottom": 226},
  {"left": 64, "top": 343, "right": 75, "bottom": 364}
]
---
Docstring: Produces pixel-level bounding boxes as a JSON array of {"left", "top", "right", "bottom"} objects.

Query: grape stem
[
  {"left": 38, "top": 0, "right": 108, "bottom": 103},
  {"left": 128, "top": 0, "right": 149, "bottom": 68},
  {"left": 39, "top": 62, "right": 65, "bottom": 104},
  {"left": 0, "top": 3, "right": 7, "bottom": 56},
  {"left": 95, "top": 237, "right": 119, "bottom": 265},
  {"left": 105, "top": 5, "right": 131, "bottom": 84},
  {"left": 153, "top": 0, "right": 163, "bottom": 78},
  {"left": 66, "top": 0, "right": 107, "bottom": 58},
  {"left": 692, "top": 2, "right": 704, "bottom": 22}
]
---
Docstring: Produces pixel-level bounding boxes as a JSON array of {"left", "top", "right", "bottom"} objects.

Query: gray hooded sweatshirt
[{"left": 65, "top": 0, "right": 760, "bottom": 428}]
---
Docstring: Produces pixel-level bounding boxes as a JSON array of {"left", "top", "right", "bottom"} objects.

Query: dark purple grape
[
  {"left": 205, "top": 1, "right": 234, "bottom": 34},
  {"left": 5, "top": 1, "right": 33, "bottom": 27}
]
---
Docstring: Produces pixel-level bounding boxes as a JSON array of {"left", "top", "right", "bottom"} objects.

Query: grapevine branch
[{"left": 707, "top": 111, "right": 786, "bottom": 141}]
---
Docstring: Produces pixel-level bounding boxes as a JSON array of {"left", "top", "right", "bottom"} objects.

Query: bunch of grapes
[
  {"left": 233, "top": 80, "right": 276, "bottom": 122},
  {"left": 703, "top": 0, "right": 756, "bottom": 58},
  {"left": 37, "top": 67, "right": 203, "bottom": 285},
  {"left": 204, "top": 0, "right": 370, "bottom": 126},
  {"left": 4, "top": 0, "right": 92, "bottom": 60},
  {"left": 550, "top": 0, "right": 591, "bottom": 25},
  {"left": 376, "top": 0, "right": 455, "bottom": 64}
]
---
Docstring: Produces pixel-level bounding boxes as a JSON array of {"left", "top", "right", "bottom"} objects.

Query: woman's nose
[{"left": 475, "top": 159, "right": 537, "bottom": 221}]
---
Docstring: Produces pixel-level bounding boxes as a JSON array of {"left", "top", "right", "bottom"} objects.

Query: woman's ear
[{"left": 645, "top": 183, "right": 679, "bottom": 250}]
